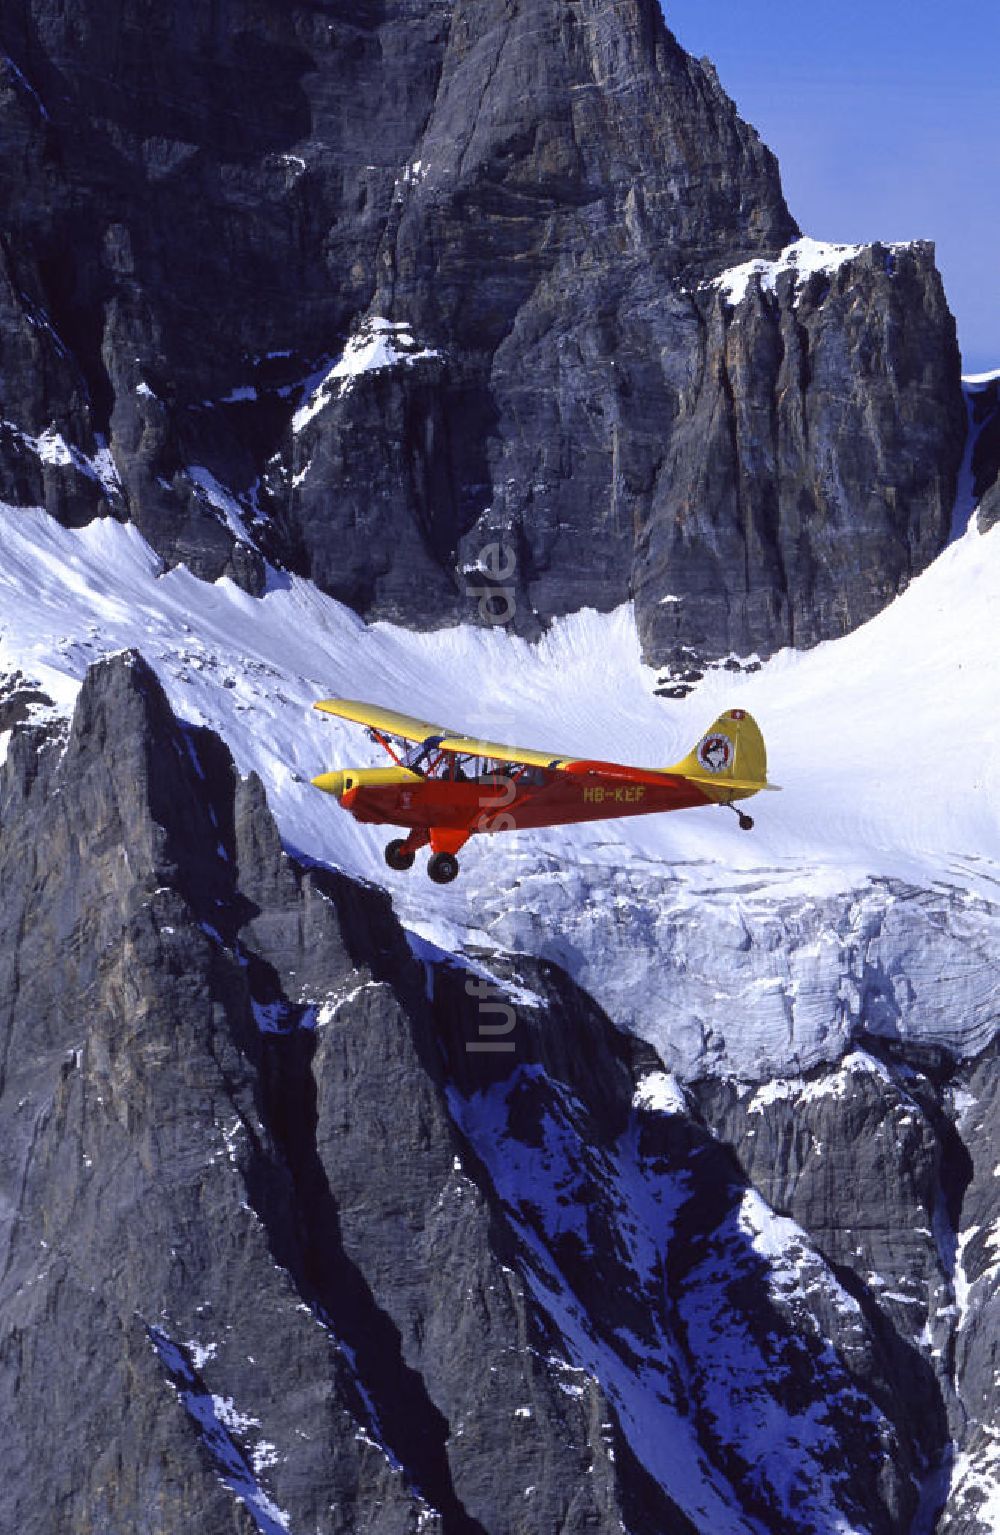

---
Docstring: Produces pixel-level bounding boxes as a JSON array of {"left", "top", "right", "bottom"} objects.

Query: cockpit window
[
  {"left": 402, "top": 742, "right": 433, "bottom": 775},
  {"left": 402, "top": 736, "right": 448, "bottom": 775}
]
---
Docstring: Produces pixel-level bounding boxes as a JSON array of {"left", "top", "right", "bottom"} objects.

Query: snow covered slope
[{"left": 1, "top": 500, "right": 997, "bottom": 1077}]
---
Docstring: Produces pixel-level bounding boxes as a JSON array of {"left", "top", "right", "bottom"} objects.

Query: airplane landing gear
[
  {"left": 723, "top": 803, "right": 754, "bottom": 832},
  {"left": 427, "top": 852, "right": 460, "bottom": 884},
  {"left": 385, "top": 838, "right": 416, "bottom": 871}
]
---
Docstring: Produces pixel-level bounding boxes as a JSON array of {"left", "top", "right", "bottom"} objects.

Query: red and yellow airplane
[{"left": 311, "top": 699, "right": 777, "bottom": 883}]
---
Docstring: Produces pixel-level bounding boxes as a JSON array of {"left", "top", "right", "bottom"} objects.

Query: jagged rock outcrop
[
  {"left": 1, "top": 651, "right": 993, "bottom": 1533},
  {"left": 689, "top": 1046, "right": 1000, "bottom": 1535},
  {"left": 978, "top": 481, "right": 1000, "bottom": 533},
  {"left": 938, "top": 1043, "right": 1000, "bottom": 1535},
  {"left": 970, "top": 376, "right": 1000, "bottom": 532},
  {"left": 0, "top": 652, "right": 638, "bottom": 1533},
  {"left": 0, "top": 1, "right": 965, "bottom": 663},
  {"left": 634, "top": 240, "right": 964, "bottom": 664}
]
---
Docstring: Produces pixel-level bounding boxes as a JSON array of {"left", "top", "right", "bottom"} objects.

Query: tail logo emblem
[{"left": 697, "top": 733, "right": 733, "bottom": 773}]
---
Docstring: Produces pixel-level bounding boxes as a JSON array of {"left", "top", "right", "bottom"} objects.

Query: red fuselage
[
  {"left": 312, "top": 699, "right": 770, "bottom": 878},
  {"left": 342, "top": 763, "right": 712, "bottom": 843}
]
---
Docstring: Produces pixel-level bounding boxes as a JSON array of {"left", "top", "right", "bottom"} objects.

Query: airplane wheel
[
  {"left": 384, "top": 838, "right": 415, "bottom": 871},
  {"left": 738, "top": 813, "right": 754, "bottom": 832},
  {"left": 427, "top": 852, "right": 460, "bottom": 884}
]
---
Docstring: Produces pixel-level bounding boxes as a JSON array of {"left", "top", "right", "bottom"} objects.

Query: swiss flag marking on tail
[{"left": 730, "top": 709, "right": 747, "bottom": 720}]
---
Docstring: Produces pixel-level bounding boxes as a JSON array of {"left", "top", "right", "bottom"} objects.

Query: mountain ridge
[
  {"left": 2, "top": 649, "right": 996, "bottom": 1534},
  {"left": 0, "top": 0, "right": 967, "bottom": 666},
  {"left": 1, "top": 3, "right": 998, "bottom": 1529}
]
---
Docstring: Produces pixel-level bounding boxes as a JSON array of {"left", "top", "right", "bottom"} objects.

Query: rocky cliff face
[
  {"left": 2, "top": 652, "right": 996, "bottom": 1534},
  {"left": 970, "top": 376, "right": 1000, "bottom": 532},
  {"left": 635, "top": 239, "right": 964, "bottom": 666},
  {"left": 0, "top": 653, "right": 638, "bottom": 1534},
  {"left": 0, "top": 6, "right": 993, "bottom": 1529},
  {"left": 0, "top": 0, "right": 966, "bottom": 665}
]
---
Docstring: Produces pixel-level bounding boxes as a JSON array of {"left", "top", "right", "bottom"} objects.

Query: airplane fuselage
[
  {"left": 324, "top": 762, "right": 714, "bottom": 839},
  {"left": 310, "top": 700, "right": 771, "bottom": 878}
]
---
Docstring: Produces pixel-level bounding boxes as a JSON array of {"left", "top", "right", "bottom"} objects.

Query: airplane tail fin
[{"left": 666, "top": 708, "right": 776, "bottom": 801}]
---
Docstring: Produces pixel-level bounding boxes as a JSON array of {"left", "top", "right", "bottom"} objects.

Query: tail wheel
[
  {"left": 427, "top": 852, "right": 460, "bottom": 884},
  {"left": 385, "top": 838, "right": 415, "bottom": 871},
  {"left": 738, "top": 812, "right": 754, "bottom": 831}
]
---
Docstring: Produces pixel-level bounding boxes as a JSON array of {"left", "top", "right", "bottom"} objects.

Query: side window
[{"left": 402, "top": 743, "right": 429, "bottom": 775}]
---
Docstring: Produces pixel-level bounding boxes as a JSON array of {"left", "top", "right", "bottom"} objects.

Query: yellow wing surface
[
  {"left": 313, "top": 699, "right": 569, "bottom": 767},
  {"left": 435, "top": 734, "right": 568, "bottom": 769},
  {"left": 314, "top": 699, "right": 777, "bottom": 796},
  {"left": 313, "top": 699, "right": 455, "bottom": 742}
]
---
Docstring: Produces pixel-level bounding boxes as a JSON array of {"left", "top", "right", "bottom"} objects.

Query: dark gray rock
[
  {"left": 433, "top": 962, "right": 945, "bottom": 1535},
  {"left": 684, "top": 1040, "right": 1000, "bottom": 1535},
  {"left": 0, "top": 0, "right": 965, "bottom": 659},
  {"left": 971, "top": 378, "right": 1000, "bottom": 503},
  {"left": 636, "top": 241, "right": 965, "bottom": 666},
  {"left": 273, "top": 0, "right": 801, "bottom": 632},
  {"left": 3, "top": 650, "right": 989, "bottom": 1533},
  {"left": 935, "top": 1044, "right": 1000, "bottom": 1534},
  {"left": 977, "top": 480, "right": 1000, "bottom": 533},
  {"left": 0, "top": 653, "right": 660, "bottom": 1532},
  {"left": 0, "top": 230, "right": 119, "bottom": 527},
  {"left": 0, "top": 668, "right": 53, "bottom": 730},
  {"left": 969, "top": 376, "right": 1000, "bottom": 532},
  {"left": 0, "top": 0, "right": 450, "bottom": 589}
]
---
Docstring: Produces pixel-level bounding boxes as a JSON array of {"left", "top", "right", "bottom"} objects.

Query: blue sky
[{"left": 660, "top": 1, "right": 999, "bottom": 374}]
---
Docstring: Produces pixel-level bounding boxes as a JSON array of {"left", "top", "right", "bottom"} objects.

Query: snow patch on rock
[
  {"left": 633, "top": 1071, "right": 687, "bottom": 1116},
  {"left": 1, "top": 419, "right": 122, "bottom": 497},
  {"left": 710, "top": 236, "right": 914, "bottom": 309},
  {"left": 292, "top": 317, "right": 441, "bottom": 434}
]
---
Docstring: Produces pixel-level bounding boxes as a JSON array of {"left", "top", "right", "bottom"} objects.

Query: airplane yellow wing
[
  {"left": 313, "top": 700, "right": 571, "bottom": 766},
  {"left": 314, "top": 700, "right": 778, "bottom": 796},
  {"left": 313, "top": 699, "right": 455, "bottom": 742},
  {"left": 435, "top": 734, "right": 570, "bottom": 770}
]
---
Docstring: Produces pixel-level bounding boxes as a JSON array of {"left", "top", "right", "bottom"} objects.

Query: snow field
[{"left": 0, "top": 501, "right": 997, "bottom": 1076}]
